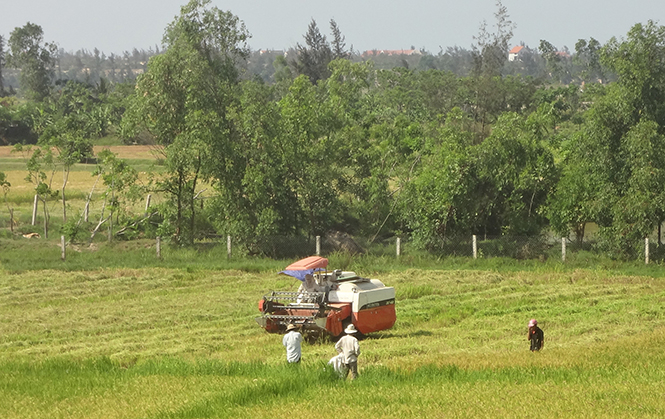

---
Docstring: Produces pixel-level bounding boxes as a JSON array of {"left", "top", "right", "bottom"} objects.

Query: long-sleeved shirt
[
  {"left": 335, "top": 334, "right": 360, "bottom": 364},
  {"left": 528, "top": 326, "right": 544, "bottom": 351},
  {"left": 282, "top": 331, "right": 303, "bottom": 362}
]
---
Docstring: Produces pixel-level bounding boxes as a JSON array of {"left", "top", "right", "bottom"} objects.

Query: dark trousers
[{"left": 343, "top": 361, "right": 358, "bottom": 380}]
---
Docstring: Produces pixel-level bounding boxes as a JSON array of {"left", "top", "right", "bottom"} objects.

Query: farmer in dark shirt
[{"left": 527, "top": 319, "right": 544, "bottom": 351}]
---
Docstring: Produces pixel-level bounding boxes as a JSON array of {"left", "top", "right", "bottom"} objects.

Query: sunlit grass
[
  {"left": 1, "top": 266, "right": 665, "bottom": 417},
  {"left": 3, "top": 143, "right": 665, "bottom": 417}
]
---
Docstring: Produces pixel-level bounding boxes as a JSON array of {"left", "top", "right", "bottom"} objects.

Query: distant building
[
  {"left": 555, "top": 51, "right": 571, "bottom": 59},
  {"left": 508, "top": 45, "right": 525, "bottom": 62},
  {"left": 259, "top": 49, "right": 286, "bottom": 56},
  {"left": 362, "top": 49, "right": 422, "bottom": 58}
]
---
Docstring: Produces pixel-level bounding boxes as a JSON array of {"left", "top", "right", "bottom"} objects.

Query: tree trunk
[
  {"left": 41, "top": 197, "right": 49, "bottom": 238},
  {"left": 62, "top": 167, "right": 69, "bottom": 223},
  {"left": 108, "top": 178, "right": 114, "bottom": 242}
]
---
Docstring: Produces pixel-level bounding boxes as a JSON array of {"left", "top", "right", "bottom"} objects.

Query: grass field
[
  {"left": 2, "top": 145, "right": 665, "bottom": 418},
  {"left": 1, "top": 145, "right": 165, "bottom": 234},
  {"left": 1, "top": 259, "right": 664, "bottom": 418}
]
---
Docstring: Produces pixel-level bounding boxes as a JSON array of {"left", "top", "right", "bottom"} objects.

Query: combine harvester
[{"left": 256, "top": 256, "right": 396, "bottom": 337}]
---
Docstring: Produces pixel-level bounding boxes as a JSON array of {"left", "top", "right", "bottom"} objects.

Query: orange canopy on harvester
[{"left": 283, "top": 256, "right": 328, "bottom": 271}]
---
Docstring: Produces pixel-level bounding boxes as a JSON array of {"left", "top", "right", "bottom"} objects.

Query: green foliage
[
  {"left": 292, "top": 19, "right": 350, "bottom": 84},
  {"left": 59, "top": 217, "right": 89, "bottom": 243},
  {"left": 8, "top": 18, "right": 665, "bottom": 262},
  {"left": 471, "top": 0, "right": 515, "bottom": 78},
  {"left": 6, "top": 22, "right": 57, "bottom": 101},
  {"left": 124, "top": 0, "right": 250, "bottom": 245},
  {"left": 403, "top": 109, "right": 557, "bottom": 248},
  {"left": 552, "top": 21, "right": 665, "bottom": 258},
  {"left": 92, "top": 149, "right": 142, "bottom": 239}
]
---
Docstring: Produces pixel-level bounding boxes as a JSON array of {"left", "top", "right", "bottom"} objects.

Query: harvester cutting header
[{"left": 256, "top": 256, "right": 396, "bottom": 337}]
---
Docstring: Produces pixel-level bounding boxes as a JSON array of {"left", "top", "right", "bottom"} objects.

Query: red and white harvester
[{"left": 255, "top": 256, "right": 396, "bottom": 337}]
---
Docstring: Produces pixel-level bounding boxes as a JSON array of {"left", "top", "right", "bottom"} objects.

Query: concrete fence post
[
  {"left": 472, "top": 235, "right": 477, "bottom": 259},
  {"left": 316, "top": 235, "right": 321, "bottom": 256},
  {"left": 156, "top": 236, "right": 161, "bottom": 259},
  {"left": 61, "top": 235, "right": 66, "bottom": 261},
  {"left": 562, "top": 237, "right": 566, "bottom": 262},
  {"left": 396, "top": 237, "right": 401, "bottom": 258},
  {"left": 645, "top": 237, "right": 649, "bottom": 265},
  {"left": 227, "top": 235, "right": 232, "bottom": 259}
]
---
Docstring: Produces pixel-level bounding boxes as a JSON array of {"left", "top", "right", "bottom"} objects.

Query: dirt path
[{"left": 0, "top": 145, "right": 162, "bottom": 160}]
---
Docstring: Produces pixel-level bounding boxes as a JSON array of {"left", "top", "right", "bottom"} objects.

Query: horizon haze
[{"left": 1, "top": 0, "right": 665, "bottom": 56}]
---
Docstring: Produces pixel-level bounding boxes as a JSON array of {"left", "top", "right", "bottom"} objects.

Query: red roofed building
[{"left": 508, "top": 45, "right": 525, "bottom": 62}]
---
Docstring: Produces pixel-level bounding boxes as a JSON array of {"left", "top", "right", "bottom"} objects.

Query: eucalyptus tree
[
  {"left": 6, "top": 23, "right": 57, "bottom": 101},
  {"left": 275, "top": 74, "right": 344, "bottom": 236},
  {"left": 207, "top": 79, "right": 294, "bottom": 247},
  {"left": 547, "top": 132, "right": 598, "bottom": 244},
  {"left": 91, "top": 149, "right": 140, "bottom": 242},
  {"left": 0, "top": 35, "right": 5, "bottom": 95},
  {"left": 574, "top": 38, "right": 604, "bottom": 83},
  {"left": 16, "top": 145, "right": 57, "bottom": 238},
  {"left": 469, "top": 0, "right": 516, "bottom": 137},
  {"left": 400, "top": 109, "right": 479, "bottom": 248},
  {"left": 552, "top": 21, "right": 665, "bottom": 257},
  {"left": 123, "top": 0, "right": 249, "bottom": 244},
  {"left": 474, "top": 111, "right": 558, "bottom": 236}
]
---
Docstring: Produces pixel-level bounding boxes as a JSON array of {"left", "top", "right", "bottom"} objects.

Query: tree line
[{"left": 2, "top": 0, "right": 665, "bottom": 259}]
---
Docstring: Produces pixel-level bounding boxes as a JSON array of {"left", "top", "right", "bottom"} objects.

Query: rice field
[
  {"left": 2, "top": 144, "right": 665, "bottom": 417},
  {"left": 0, "top": 145, "right": 165, "bottom": 233},
  {"left": 1, "top": 265, "right": 664, "bottom": 418}
]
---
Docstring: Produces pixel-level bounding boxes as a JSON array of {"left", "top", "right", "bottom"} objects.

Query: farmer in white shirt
[
  {"left": 282, "top": 324, "right": 303, "bottom": 363},
  {"left": 334, "top": 324, "right": 361, "bottom": 379}
]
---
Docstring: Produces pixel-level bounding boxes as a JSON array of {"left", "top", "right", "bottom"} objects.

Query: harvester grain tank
[{"left": 255, "top": 256, "right": 396, "bottom": 337}]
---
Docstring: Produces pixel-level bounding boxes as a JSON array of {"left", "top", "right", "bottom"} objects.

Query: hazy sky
[{"left": 2, "top": 0, "right": 665, "bottom": 55}]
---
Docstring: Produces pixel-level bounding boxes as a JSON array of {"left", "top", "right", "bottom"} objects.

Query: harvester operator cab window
[
  {"left": 318, "top": 269, "right": 341, "bottom": 292},
  {"left": 297, "top": 274, "right": 323, "bottom": 303},
  {"left": 298, "top": 274, "right": 321, "bottom": 293}
]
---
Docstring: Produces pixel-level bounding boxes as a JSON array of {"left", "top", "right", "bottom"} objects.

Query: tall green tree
[
  {"left": 602, "top": 21, "right": 665, "bottom": 129},
  {"left": 123, "top": 0, "right": 249, "bottom": 244},
  {"left": 469, "top": 1, "right": 518, "bottom": 137},
  {"left": 91, "top": 149, "right": 140, "bottom": 242},
  {"left": 294, "top": 19, "right": 332, "bottom": 84},
  {"left": 209, "top": 79, "right": 295, "bottom": 246},
  {"left": 574, "top": 38, "right": 604, "bottom": 83},
  {"left": 276, "top": 74, "right": 343, "bottom": 235},
  {"left": 329, "top": 19, "right": 349, "bottom": 60},
  {"left": 0, "top": 35, "right": 6, "bottom": 96},
  {"left": 403, "top": 109, "right": 557, "bottom": 247},
  {"left": 471, "top": 0, "right": 514, "bottom": 78},
  {"left": 6, "top": 23, "right": 57, "bottom": 101},
  {"left": 552, "top": 22, "right": 665, "bottom": 257}
]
